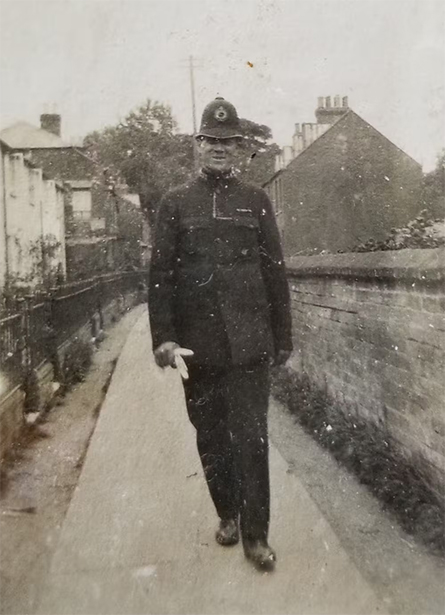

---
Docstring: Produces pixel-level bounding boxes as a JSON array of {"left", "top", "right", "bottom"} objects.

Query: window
[{"left": 72, "top": 189, "right": 92, "bottom": 220}]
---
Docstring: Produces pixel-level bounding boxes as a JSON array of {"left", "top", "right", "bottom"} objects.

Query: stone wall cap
[{"left": 286, "top": 247, "right": 445, "bottom": 283}]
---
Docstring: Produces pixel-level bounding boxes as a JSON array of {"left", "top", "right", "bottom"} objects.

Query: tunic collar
[{"left": 198, "top": 167, "right": 237, "bottom": 185}]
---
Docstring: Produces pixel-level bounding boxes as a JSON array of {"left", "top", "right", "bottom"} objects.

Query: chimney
[
  {"left": 315, "top": 95, "right": 350, "bottom": 124},
  {"left": 302, "top": 123, "right": 314, "bottom": 148},
  {"left": 40, "top": 113, "right": 61, "bottom": 136},
  {"left": 282, "top": 145, "right": 294, "bottom": 166},
  {"left": 317, "top": 96, "right": 325, "bottom": 109}
]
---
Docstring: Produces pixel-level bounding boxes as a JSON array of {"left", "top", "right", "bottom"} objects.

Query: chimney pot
[
  {"left": 317, "top": 96, "right": 324, "bottom": 108},
  {"left": 334, "top": 95, "right": 341, "bottom": 108},
  {"left": 325, "top": 96, "right": 332, "bottom": 109},
  {"left": 342, "top": 96, "right": 349, "bottom": 108},
  {"left": 40, "top": 113, "right": 61, "bottom": 136},
  {"left": 294, "top": 123, "right": 301, "bottom": 134}
]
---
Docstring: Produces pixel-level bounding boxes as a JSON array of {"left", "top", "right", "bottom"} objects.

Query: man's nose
[{"left": 211, "top": 141, "right": 225, "bottom": 152}]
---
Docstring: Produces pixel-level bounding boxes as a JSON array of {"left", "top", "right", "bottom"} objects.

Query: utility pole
[
  {"left": 180, "top": 56, "right": 202, "bottom": 170},
  {"left": 189, "top": 55, "right": 197, "bottom": 136},
  {"left": 188, "top": 55, "right": 199, "bottom": 171}
]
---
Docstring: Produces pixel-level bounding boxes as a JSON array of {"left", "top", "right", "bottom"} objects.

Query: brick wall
[{"left": 286, "top": 247, "right": 444, "bottom": 491}]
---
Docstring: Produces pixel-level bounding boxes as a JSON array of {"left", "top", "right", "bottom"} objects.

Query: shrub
[
  {"left": 347, "top": 210, "right": 445, "bottom": 253},
  {"left": 23, "top": 369, "right": 40, "bottom": 414},
  {"left": 62, "top": 338, "right": 93, "bottom": 388}
]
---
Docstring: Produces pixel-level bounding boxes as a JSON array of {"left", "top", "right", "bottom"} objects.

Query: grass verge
[{"left": 271, "top": 365, "right": 445, "bottom": 556}]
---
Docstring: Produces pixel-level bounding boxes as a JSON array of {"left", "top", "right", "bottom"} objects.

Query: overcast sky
[{"left": 0, "top": 0, "right": 444, "bottom": 170}]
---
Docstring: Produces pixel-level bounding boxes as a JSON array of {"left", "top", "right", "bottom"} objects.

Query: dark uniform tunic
[{"left": 149, "top": 170, "right": 292, "bottom": 542}]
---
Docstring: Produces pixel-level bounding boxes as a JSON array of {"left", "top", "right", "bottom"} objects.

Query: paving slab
[{"left": 37, "top": 313, "right": 387, "bottom": 615}]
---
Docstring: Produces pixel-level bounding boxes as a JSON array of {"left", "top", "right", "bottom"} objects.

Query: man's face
[{"left": 197, "top": 136, "right": 242, "bottom": 174}]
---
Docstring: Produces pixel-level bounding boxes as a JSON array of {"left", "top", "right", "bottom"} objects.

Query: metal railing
[
  {"left": 0, "top": 270, "right": 147, "bottom": 397},
  {"left": 0, "top": 311, "right": 25, "bottom": 389}
]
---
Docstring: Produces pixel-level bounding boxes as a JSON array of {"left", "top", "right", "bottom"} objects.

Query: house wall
[
  {"left": 265, "top": 112, "right": 423, "bottom": 257},
  {"left": 5, "top": 153, "right": 39, "bottom": 283},
  {"left": 1, "top": 152, "right": 66, "bottom": 288},
  {"left": 56, "top": 185, "right": 67, "bottom": 278},
  {"left": 42, "top": 179, "right": 67, "bottom": 279}
]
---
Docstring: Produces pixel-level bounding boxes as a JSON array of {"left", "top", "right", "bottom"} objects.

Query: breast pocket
[
  {"left": 231, "top": 217, "right": 260, "bottom": 258},
  {"left": 180, "top": 218, "right": 212, "bottom": 256}
]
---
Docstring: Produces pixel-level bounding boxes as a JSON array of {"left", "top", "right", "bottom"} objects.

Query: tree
[
  {"left": 237, "top": 118, "right": 280, "bottom": 187},
  {"left": 421, "top": 149, "right": 445, "bottom": 220},
  {"left": 84, "top": 100, "right": 194, "bottom": 231}
]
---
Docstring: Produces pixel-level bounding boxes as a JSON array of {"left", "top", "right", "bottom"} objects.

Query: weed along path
[{"left": 1, "top": 307, "right": 443, "bottom": 614}]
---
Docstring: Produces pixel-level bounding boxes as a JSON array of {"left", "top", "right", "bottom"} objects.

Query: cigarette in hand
[{"left": 173, "top": 347, "right": 194, "bottom": 379}]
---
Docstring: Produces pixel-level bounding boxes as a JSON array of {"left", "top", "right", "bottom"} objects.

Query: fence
[
  {"left": 0, "top": 311, "right": 25, "bottom": 391},
  {"left": 0, "top": 270, "right": 147, "bottom": 397}
]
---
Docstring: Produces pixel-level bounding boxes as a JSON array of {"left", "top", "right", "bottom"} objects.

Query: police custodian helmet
[{"left": 196, "top": 97, "right": 243, "bottom": 139}]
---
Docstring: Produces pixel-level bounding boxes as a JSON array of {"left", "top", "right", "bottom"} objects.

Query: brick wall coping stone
[{"left": 286, "top": 247, "right": 444, "bottom": 284}]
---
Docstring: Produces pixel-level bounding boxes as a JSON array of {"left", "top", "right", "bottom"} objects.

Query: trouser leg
[
  {"left": 225, "top": 364, "right": 270, "bottom": 543},
  {"left": 183, "top": 367, "right": 239, "bottom": 521}
]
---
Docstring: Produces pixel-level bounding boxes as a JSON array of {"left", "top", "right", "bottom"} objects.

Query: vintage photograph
[{"left": 0, "top": 0, "right": 444, "bottom": 613}]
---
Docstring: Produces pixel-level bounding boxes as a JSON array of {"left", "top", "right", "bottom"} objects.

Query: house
[
  {"left": 0, "top": 115, "right": 117, "bottom": 279},
  {"left": 0, "top": 114, "right": 144, "bottom": 279},
  {"left": 264, "top": 96, "right": 423, "bottom": 255},
  {"left": 0, "top": 138, "right": 66, "bottom": 292}
]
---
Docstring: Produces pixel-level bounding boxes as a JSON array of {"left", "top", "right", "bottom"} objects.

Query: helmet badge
[{"left": 215, "top": 106, "right": 228, "bottom": 122}]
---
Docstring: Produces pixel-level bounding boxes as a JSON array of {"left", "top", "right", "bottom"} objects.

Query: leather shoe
[
  {"left": 215, "top": 519, "right": 239, "bottom": 546},
  {"left": 244, "top": 540, "right": 276, "bottom": 571}
]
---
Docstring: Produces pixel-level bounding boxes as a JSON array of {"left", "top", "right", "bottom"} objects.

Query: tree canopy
[
  {"left": 421, "top": 149, "right": 445, "bottom": 220},
  {"left": 84, "top": 100, "right": 194, "bottom": 228},
  {"left": 237, "top": 119, "right": 280, "bottom": 186}
]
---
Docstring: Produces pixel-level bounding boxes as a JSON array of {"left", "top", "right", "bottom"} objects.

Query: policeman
[{"left": 149, "top": 97, "right": 292, "bottom": 571}]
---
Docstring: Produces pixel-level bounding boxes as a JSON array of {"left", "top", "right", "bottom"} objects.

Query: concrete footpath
[{"left": 36, "top": 312, "right": 387, "bottom": 615}]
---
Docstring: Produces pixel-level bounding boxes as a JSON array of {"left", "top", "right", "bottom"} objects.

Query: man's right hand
[
  {"left": 153, "top": 342, "right": 180, "bottom": 368},
  {"left": 153, "top": 342, "right": 194, "bottom": 379}
]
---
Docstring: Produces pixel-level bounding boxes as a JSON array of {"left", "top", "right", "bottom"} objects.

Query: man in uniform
[{"left": 148, "top": 97, "right": 292, "bottom": 571}]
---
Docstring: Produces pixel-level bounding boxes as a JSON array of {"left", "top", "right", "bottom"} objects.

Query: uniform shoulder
[
  {"left": 237, "top": 179, "right": 269, "bottom": 200},
  {"left": 163, "top": 176, "right": 198, "bottom": 201},
  {"left": 236, "top": 180, "right": 271, "bottom": 212}
]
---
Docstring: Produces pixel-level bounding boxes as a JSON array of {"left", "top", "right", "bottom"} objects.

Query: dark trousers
[{"left": 183, "top": 363, "right": 270, "bottom": 543}]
